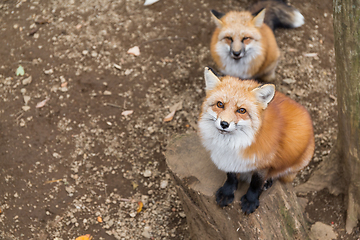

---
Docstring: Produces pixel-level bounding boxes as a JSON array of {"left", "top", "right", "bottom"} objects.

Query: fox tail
[{"left": 249, "top": 0, "right": 304, "bottom": 31}]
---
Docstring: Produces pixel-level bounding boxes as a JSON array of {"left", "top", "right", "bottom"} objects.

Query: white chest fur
[{"left": 209, "top": 142, "right": 256, "bottom": 173}]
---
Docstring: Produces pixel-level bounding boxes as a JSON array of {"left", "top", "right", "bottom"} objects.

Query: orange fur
[{"left": 243, "top": 91, "right": 315, "bottom": 181}]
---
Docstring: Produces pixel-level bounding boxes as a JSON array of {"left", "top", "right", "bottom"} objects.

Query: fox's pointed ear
[
  {"left": 252, "top": 84, "right": 275, "bottom": 109},
  {"left": 252, "top": 8, "right": 266, "bottom": 28},
  {"left": 204, "top": 67, "right": 221, "bottom": 92},
  {"left": 210, "top": 10, "right": 224, "bottom": 28}
]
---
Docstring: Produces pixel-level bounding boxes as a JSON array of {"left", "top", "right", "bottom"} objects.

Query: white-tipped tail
[{"left": 291, "top": 10, "right": 305, "bottom": 28}]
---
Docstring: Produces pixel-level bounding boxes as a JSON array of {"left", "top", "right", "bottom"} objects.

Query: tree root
[{"left": 294, "top": 142, "right": 344, "bottom": 196}]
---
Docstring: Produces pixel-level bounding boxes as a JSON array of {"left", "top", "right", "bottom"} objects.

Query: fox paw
[
  {"left": 240, "top": 194, "right": 259, "bottom": 214},
  {"left": 216, "top": 186, "right": 235, "bottom": 207}
]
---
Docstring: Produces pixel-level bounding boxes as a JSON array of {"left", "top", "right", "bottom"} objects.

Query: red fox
[
  {"left": 198, "top": 67, "right": 314, "bottom": 214},
  {"left": 210, "top": 0, "right": 304, "bottom": 81}
]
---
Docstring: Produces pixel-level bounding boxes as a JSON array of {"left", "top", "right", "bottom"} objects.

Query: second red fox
[
  {"left": 198, "top": 67, "right": 314, "bottom": 213},
  {"left": 210, "top": 0, "right": 304, "bottom": 81}
]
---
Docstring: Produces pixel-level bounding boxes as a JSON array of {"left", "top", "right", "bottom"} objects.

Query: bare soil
[{"left": 0, "top": 0, "right": 358, "bottom": 239}]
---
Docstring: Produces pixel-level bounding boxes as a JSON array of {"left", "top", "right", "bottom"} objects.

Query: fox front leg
[
  {"left": 216, "top": 172, "right": 238, "bottom": 207},
  {"left": 240, "top": 172, "right": 265, "bottom": 214}
]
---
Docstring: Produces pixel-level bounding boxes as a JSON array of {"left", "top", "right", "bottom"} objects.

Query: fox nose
[
  {"left": 220, "top": 121, "right": 229, "bottom": 129},
  {"left": 232, "top": 50, "right": 241, "bottom": 57}
]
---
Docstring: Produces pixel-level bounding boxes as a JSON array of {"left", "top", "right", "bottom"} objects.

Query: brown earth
[{"left": 0, "top": 0, "right": 358, "bottom": 239}]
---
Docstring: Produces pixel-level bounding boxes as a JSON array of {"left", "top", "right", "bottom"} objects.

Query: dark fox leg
[
  {"left": 216, "top": 172, "right": 238, "bottom": 207},
  {"left": 241, "top": 172, "right": 265, "bottom": 214}
]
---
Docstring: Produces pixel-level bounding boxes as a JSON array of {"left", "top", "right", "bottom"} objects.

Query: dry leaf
[
  {"left": 144, "top": 0, "right": 159, "bottom": 6},
  {"left": 137, "top": 201, "right": 144, "bottom": 213},
  {"left": 75, "top": 234, "right": 92, "bottom": 240},
  {"left": 61, "top": 82, "right": 68, "bottom": 88},
  {"left": 97, "top": 216, "right": 103, "bottom": 223},
  {"left": 36, "top": 97, "right": 50, "bottom": 108},
  {"left": 127, "top": 46, "right": 140, "bottom": 56},
  {"left": 163, "top": 100, "right": 183, "bottom": 122},
  {"left": 121, "top": 110, "right": 133, "bottom": 116},
  {"left": 163, "top": 110, "right": 175, "bottom": 122},
  {"left": 169, "top": 100, "right": 183, "bottom": 112}
]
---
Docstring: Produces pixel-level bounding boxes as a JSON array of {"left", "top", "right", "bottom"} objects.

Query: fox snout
[
  {"left": 230, "top": 42, "right": 245, "bottom": 59},
  {"left": 215, "top": 118, "right": 236, "bottom": 132}
]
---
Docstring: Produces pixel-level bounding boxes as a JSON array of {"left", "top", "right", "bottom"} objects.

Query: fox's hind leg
[{"left": 216, "top": 172, "right": 238, "bottom": 207}]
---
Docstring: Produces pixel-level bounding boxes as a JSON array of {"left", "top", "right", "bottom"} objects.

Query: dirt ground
[{"left": 0, "top": 0, "right": 358, "bottom": 239}]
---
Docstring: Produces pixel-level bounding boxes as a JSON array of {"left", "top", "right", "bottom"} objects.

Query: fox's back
[{"left": 246, "top": 92, "right": 314, "bottom": 172}]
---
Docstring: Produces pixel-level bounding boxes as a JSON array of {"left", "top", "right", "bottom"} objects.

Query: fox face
[
  {"left": 198, "top": 68, "right": 275, "bottom": 172},
  {"left": 210, "top": 9, "right": 269, "bottom": 79},
  {"left": 212, "top": 9, "right": 264, "bottom": 60}
]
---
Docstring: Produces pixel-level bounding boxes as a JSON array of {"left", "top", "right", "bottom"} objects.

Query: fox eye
[
  {"left": 224, "top": 36, "right": 233, "bottom": 42},
  {"left": 237, "top": 108, "right": 246, "bottom": 114},
  {"left": 242, "top": 37, "right": 251, "bottom": 42},
  {"left": 216, "top": 101, "right": 224, "bottom": 108}
]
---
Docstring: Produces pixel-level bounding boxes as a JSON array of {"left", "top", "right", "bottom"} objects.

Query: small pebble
[{"left": 143, "top": 170, "right": 152, "bottom": 178}]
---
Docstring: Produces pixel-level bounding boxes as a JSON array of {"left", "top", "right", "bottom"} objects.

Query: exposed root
[{"left": 294, "top": 141, "right": 344, "bottom": 196}]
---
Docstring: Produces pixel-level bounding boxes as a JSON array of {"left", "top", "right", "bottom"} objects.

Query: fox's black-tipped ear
[
  {"left": 210, "top": 10, "right": 225, "bottom": 28},
  {"left": 252, "top": 8, "right": 266, "bottom": 28},
  {"left": 204, "top": 67, "right": 221, "bottom": 92},
  {"left": 211, "top": 9, "right": 225, "bottom": 20},
  {"left": 252, "top": 84, "right": 275, "bottom": 109}
]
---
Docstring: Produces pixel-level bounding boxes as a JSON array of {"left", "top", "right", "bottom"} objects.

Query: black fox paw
[
  {"left": 240, "top": 194, "right": 259, "bottom": 214},
  {"left": 216, "top": 186, "right": 235, "bottom": 207}
]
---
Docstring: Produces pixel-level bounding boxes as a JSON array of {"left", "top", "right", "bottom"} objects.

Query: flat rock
[{"left": 310, "top": 222, "right": 337, "bottom": 240}]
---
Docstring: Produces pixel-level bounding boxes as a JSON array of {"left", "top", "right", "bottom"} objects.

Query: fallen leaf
[
  {"left": 127, "top": 46, "right": 140, "bottom": 56},
  {"left": 61, "top": 82, "right": 68, "bottom": 88},
  {"left": 16, "top": 65, "right": 25, "bottom": 76},
  {"left": 75, "top": 234, "right": 92, "bottom": 240},
  {"left": 36, "top": 97, "right": 50, "bottom": 108},
  {"left": 163, "top": 100, "right": 183, "bottom": 122},
  {"left": 169, "top": 100, "right": 183, "bottom": 112},
  {"left": 121, "top": 110, "right": 133, "bottom": 116},
  {"left": 144, "top": 0, "right": 159, "bottom": 6},
  {"left": 97, "top": 216, "right": 103, "bottom": 223},
  {"left": 137, "top": 201, "right": 144, "bottom": 213},
  {"left": 163, "top": 110, "right": 176, "bottom": 122}
]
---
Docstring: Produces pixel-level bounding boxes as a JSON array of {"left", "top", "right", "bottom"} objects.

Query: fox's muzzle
[{"left": 230, "top": 42, "right": 245, "bottom": 60}]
